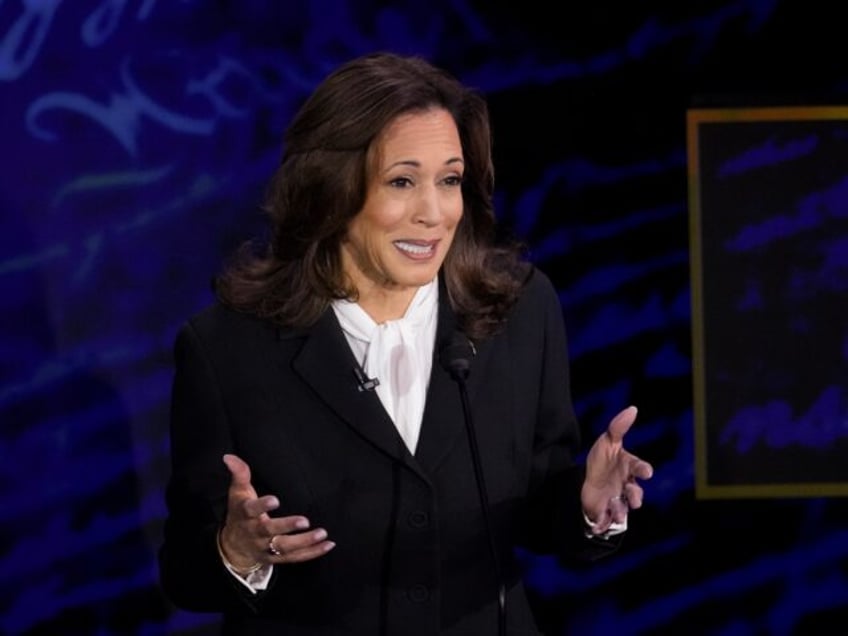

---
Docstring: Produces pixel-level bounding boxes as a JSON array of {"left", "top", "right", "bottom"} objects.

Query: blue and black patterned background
[{"left": 2, "top": 1, "right": 847, "bottom": 634}]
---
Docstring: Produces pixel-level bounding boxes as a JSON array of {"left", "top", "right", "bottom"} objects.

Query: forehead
[{"left": 371, "top": 109, "right": 462, "bottom": 162}]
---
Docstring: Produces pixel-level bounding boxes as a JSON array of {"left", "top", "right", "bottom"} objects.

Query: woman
[{"left": 159, "top": 51, "right": 652, "bottom": 636}]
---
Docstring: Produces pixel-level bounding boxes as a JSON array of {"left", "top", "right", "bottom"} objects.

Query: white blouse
[{"left": 331, "top": 279, "right": 439, "bottom": 454}]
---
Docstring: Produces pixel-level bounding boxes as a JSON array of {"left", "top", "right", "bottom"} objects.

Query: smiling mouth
[{"left": 394, "top": 240, "right": 437, "bottom": 257}]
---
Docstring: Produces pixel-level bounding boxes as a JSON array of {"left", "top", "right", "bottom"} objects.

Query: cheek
[
  {"left": 443, "top": 213, "right": 463, "bottom": 253},
  {"left": 448, "top": 200, "right": 464, "bottom": 229},
  {"left": 441, "top": 190, "right": 464, "bottom": 225},
  {"left": 349, "top": 208, "right": 390, "bottom": 242},
  {"left": 346, "top": 219, "right": 375, "bottom": 260},
  {"left": 363, "top": 200, "right": 406, "bottom": 233}
]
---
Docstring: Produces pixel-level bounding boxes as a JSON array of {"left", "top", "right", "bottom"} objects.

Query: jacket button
[
  {"left": 407, "top": 584, "right": 430, "bottom": 603},
  {"left": 408, "top": 510, "right": 429, "bottom": 528}
]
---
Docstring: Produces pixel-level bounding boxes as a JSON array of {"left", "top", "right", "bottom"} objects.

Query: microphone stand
[{"left": 447, "top": 355, "right": 506, "bottom": 636}]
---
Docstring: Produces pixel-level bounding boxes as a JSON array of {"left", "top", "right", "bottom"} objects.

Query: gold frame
[{"left": 687, "top": 105, "right": 848, "bottom": 499}]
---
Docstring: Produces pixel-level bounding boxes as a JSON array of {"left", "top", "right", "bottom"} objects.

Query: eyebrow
[{"left": 383, "top": 157, "right": 465, "bottom": 172}]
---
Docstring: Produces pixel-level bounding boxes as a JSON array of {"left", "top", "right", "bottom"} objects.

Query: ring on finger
[{"left": 267, "top": 536, "right": 282, "bottom": 556}]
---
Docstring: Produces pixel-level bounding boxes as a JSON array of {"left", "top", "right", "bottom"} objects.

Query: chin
[
  {"left": 382, "top": 256, "right": 444, "bottom": 289},
  {"left": 413, "top": 268, "right": 442, "bottom": 285},
  {"left": 392, "top": 271, "right": 438, "bottom": 289}
]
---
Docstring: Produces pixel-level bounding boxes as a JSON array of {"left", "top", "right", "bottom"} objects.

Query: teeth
[{"left": 395, "top": 241, "right": 433, "bottom": 255}]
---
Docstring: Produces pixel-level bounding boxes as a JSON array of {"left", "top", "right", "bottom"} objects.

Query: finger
[
  {"left": 588, "top": 497, "right": 626, "bottom": 533},
  {"left": 276, "top": 540, "right": 336, "bottom": 564},
  {"left": 223, "top": 453, "right": 252, "bottom": 488},
  {"left": 606, "top": 405, "right": 638, "bottom": 443},
  {"left": 622, "top": 483, "right": 644, "bottom": 509},
  {"left": 266, "top": 515, "right": 311, "bottom": 536},
  {"left": 241, "top": 494, "right": 280, "bottom": 519},
  {"left": 269, "top": 528, "right": 335, "bottom": 563},
  {"left": 223, "top": 455, "right": 279, "bottom": 522},
  {"left": 631, "top": 457, "right": 654, "bottom": 480},
  {"left": 608, "top": 495, "right": 629, "bottom": 525}
]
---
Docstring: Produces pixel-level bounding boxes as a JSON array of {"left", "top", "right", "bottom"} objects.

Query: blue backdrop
[{"left": 2, "top": 1, "right": 847, "bottom": 634}]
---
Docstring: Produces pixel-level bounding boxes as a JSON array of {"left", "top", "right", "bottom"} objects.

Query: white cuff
[
  {"left": 216, "top": 530, "right": 274, "bottom": 592},
  {"left": 223, "top": 559, "right": 274, "bottom": 592},
  {"left": 583, "top": 511, "right": 628, "bottom": 539}
]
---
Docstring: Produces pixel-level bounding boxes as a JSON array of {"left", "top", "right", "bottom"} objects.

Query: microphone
[
  {"left": 353, "top": 365, "right": 379, "bottom": 392},
  {"left": 439, "top": 333, "right": 505, "bottom": 636},
  {"left": 439, "top": 331, "right": 475, "bottom": 382}
]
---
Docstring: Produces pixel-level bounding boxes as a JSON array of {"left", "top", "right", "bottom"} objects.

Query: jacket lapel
[
  {"left": 286, "top": 286, "right": 492, "bottom": 479},
  {"left": 288, "top": 309, "right": 421, "bottom": 470},
  {"left": 414, "top": 281, "right": 493, "bottom": 474}
]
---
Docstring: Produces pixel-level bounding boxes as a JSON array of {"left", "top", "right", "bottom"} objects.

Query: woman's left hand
[{"left": 581, "top": 405, "right": 654, "bottom": 535}]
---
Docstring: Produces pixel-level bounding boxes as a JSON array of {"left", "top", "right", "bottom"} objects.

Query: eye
[
  {"left": 442, "top": 174, "right": 464, "bottom": 187},
  {"left": 389, "top": 176, "right": 413, "bottom": 188}
]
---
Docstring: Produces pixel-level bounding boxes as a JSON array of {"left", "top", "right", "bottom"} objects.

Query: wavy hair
[{"left": 215, "top": 52, "right": 528, "bottom": 340}]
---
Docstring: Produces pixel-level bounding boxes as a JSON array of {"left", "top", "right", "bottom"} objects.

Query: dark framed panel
[{"left": 688, "top": 106, "right": 848, "bottom": 499}]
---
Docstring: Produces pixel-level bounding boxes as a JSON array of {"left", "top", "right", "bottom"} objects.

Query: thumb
[
  {"left": 223, "top": 453, "right": 252, "bottom": 489},
  {"left": 606, "top": 405, "right": 638, "bottom": 444}
]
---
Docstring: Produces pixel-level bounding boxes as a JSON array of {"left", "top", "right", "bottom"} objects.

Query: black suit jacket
[{"left": 158, "top": 267, "right": 619, "bottom": 635}]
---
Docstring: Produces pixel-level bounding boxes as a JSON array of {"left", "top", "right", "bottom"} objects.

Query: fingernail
[
  {"left": 324, "top": 541, "right": 336, "bottom": 552},
  {"left": 314, "top": 529, "right": 327, "bottom": 541},
  {"left": 294, "top": 518, "right": 309, "bottom": 529}
]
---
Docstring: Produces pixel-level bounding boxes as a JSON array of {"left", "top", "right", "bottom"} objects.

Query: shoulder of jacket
[
  {"left": 184, "top": 302, "right": 279, "bottom": 342},
  {"left": 519, "top": 264, "right": 557, "bottom": 303}
]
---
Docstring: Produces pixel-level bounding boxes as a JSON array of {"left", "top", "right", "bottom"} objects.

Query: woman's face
[{"left": 341, "top": 108, "right": 464, "bottom": 303}]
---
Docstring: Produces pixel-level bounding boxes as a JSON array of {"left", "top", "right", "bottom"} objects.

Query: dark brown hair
[{"left": 215, "top": 51, "right": 528, "bottom": 340}]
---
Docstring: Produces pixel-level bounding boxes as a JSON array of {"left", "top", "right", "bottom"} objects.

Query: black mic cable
[{"left": 441, "top": 334, "right": 506, "bottom": 636}]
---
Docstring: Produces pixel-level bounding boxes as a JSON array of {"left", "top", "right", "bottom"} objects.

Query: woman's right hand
[{"left": 218, "top": 453, "right": 335, "bottom": 572}]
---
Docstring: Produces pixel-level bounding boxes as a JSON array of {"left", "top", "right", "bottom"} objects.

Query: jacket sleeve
[
  {"left": 157, "top": 317, "right": 266, "bottom": 613},
  {"left": 517, "top": 269, "right": 622, "bottom": 562}
]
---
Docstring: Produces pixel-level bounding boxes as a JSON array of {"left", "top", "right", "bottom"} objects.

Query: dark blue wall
[{"left": 2, "top": 1, "right": 846, "bottom": 634}]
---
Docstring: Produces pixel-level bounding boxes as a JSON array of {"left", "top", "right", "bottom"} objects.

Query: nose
[{"left": 412, "top": 185, "right": 442, "bottom": 226}]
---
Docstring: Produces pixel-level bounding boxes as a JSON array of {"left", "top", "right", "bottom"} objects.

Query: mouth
[{"left": 393, "top": 240, "right": 438, "bottom": 259}]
